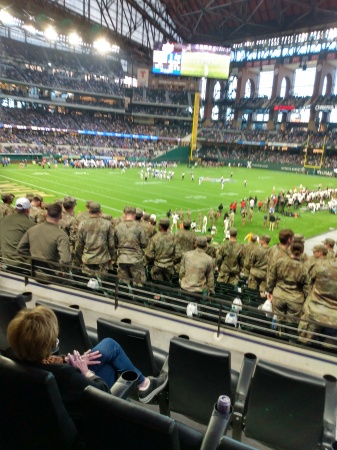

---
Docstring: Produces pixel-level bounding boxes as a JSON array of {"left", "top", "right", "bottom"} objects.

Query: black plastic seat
[
  {"left": 233, "top": 354, "right": 337, "bottom": 450},
  {"left": 80, "top": 386, "right": 234, "bottom": 450},
  {"left": 36, "top": 300, "right": 94, "bottom": 354},
  {"left": 80, "top": 386, "right": 189, "bottom": 450},
  {"left": 164, "top": 337, "right": 239, "bottom": 425},
  {"left": 97, "top": 317, "right": 167, "bottom": 376},
  {"left": 0, "top": 290, "right": 27, "bottom": 352},
  {"left": 0, "top": 355, "right": 81, "bottom": 450}
]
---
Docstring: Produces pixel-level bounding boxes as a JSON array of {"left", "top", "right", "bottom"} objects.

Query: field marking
[
  {"left": 0, "top": 174, "right": 122, "bottom": 213},
  {"left": 185, "top": 195, "right": 207, "bottom": 199},
  {"left": 143, "top": 199, "right": 167, "bottom": 204}
]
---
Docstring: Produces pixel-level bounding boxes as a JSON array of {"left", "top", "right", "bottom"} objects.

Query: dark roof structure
[{"left": 160, "top": 0, "right": 337, "bottom": 45}]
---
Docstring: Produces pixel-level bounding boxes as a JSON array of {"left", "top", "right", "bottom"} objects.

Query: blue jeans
[{"left": 90, "top": 338, "right": 145, "bottom": 388}]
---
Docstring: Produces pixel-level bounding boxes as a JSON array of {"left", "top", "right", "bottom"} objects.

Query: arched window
[{"left": 244, "top": 79, "right": 252, "bottom": 98}]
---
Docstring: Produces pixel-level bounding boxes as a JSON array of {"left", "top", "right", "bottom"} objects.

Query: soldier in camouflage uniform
[
  {"left": 141, "top": 212, "right": 157, "bottom": 242},
  {"left": 145, "top": 218, "right": 179, "bottom": 281},
  {"left": 298, "top": 258, "right": 337, "bottom": 348},
  {"left": 75, "top": 202, "right": 115, "bottom": 276},
  {"left": 180, "top": 236, "right": 214, "bottom": 295},
  {"left": 174, "top": 220, "right": 195, "bottom": 272},
  {"left": 205, "top": 235, "right": 217, "bottom": 264},
  {"left": 216, "top": 228, "right": 244, "bottom": 284},
  {"left": 76, "top": 200, "right": 94, "bottom": 227},
  {"left": 0, "top": 193, "right": 15, "bottom": 222},
  {"left": 267, "top": 241, "right": 309, "bottom": 324},
  {"left": 29, "top": 195, "right": 47, "bottom": 224},
  {"left": 241, "top": 234, "right": 258, "bottom": 277},
  {"left": 306, "top": 244, "right": 328, "bottom": 286},
  {"left": 267, "top": 228, "right": 294, "bottom": 283},
  {"left": 323, "top": 238, "right": 335, "bottom": 260},
  {"left": 248, "top": 234, "right": 271, "bottom": 293},
  {"left": 114, "top": 206, "right": 148, "bottom": 284},
  {"left": 59, "top": 196, "right": 77, "bottom": 257}
]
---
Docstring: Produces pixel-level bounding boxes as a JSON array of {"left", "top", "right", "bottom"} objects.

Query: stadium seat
[
  {"left": 0, "top": 291, "right": 27, "bottom": 352},
  {"left": 232, "top": 354, "right": 337, "bottom": 450},
  {"left": 80, "top": 385, "right": 235, "bottom": 450},
  {"left": 163, "top": 337, "right": 239, "bottom": 425},
  {"left": 36, "top": 300, "right": 95, "bottom": 354},
  {"left": 97, "top": 317, "right": 168, "bottom": 376},
  {"left": 0, "top": 355, "right": 81, "bottom": 450},
  {"left": 79, "top": 385, "right": 198, "bottom": 450}
]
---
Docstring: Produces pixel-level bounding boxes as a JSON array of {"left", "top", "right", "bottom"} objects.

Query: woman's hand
[
  {"left": 80, "top": 349, "right": 102, "bottom": 366},
  {"left": 67, "top": 350, "right": 94, "bottom": 378}
]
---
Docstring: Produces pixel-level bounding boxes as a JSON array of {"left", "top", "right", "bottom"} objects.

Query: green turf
[{"left": 0, "top": 164, "right": 336, "bottom": 245}]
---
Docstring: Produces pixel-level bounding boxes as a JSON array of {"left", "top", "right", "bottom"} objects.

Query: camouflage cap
[
  {"left": 323, "top": 238, "right": 335, "bottom": 247},
  {"left": 1, "top": 192, "right": 15, "bottom": 201},
  {"left": 294, "top": 233, "right": 305, "bottom": 242},
  {"left": 183, "top": 219, "right": 191, "bottom": 227},
  {"left": 143, "top": 212, "right": 150, "bottom": 221},
  {"left": 136, "top": 208, "right": 143, "bottom": 219},
  {"left": 229, "top": 227, "right": 238, "bottom": 236},
  {"left": 89, "top": 202, "right": 101, "bottom": 213},
  {"left": 124, "top": 206, "right": 136, "bottom": 215},
  {"left": 260, "top": 234, "right": 271, "bottom": 244},
  {"left": 63, "top": 196, "right": 77, "bottom": 208},
  {"left": 251, "top": 234, "right": 258, "bottom": 242},
  {"left": 313, "top": 244, "right": 328, "bottom": 254},
  {"left": 159, "top": 218, "right": 170, "bottom": 227},
  {"left": 85, "top": 200, "right": 94, "bottom": 208},
  {"left": 196, "top": 236, "right": 208, "bottom": 247},
  {"left": 206, "top": 235, "right": 213, "bottom": 242},
  {"left": 34, "top": 194, "right": 43, "bottom": 202}
]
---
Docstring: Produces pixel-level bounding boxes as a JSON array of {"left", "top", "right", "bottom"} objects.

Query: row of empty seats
[{"left": 0, "top": 292, "right": 336, "bottom": 449}]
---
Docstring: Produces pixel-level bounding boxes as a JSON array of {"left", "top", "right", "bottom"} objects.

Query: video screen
[{"left": 152, "top": 42, "right": 231, "bottom": 79}]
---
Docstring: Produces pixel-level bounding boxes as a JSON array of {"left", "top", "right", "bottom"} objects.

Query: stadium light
[
  {"left": 22, "top": 24, "right": 38, "bottom": 35},
  {"left": 44, "top": 26, "right": 58, "bottom": 42},
  {"left": 93, "top": 37, "right": 111, "bottom": 54},
  {"left": 69, "top": 32, "right": 82, "bottom": 46},
  {"left": 0, "top": 10, "right": 16, "bottom": 26}
]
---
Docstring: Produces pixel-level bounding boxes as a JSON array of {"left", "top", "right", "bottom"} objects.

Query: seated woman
[{"left": 7, "top": 306, "right": 168, "bottom": 421}]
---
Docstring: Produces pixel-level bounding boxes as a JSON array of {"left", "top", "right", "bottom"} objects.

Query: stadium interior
[{"left": 1, "top": 0, "right": 337, "bottom": 449}]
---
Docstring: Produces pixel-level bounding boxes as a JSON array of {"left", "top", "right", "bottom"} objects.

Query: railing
[{"left": 2, "top": 257, "right": 337, "bottom": 355}]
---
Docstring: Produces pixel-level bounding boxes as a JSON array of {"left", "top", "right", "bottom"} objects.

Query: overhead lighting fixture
[
  {"left": 69, "top": 32, "right": 82, "bottom": 46},
  {"left": 0, "top": 10, "right": 16, "bottom": 26},
  {"left": 93, "top": 37, "right": 111, "bottom": 54},
  {"left": 22, "top": 23, "right": 38, "bottom": 35},
  {"left": 44, "top": 26, "right": 58, "bottom": 42}
]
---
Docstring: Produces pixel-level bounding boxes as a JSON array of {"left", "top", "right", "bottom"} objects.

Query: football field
[{"left": 0, "top": 164, "right": 336, "bottom": 245}]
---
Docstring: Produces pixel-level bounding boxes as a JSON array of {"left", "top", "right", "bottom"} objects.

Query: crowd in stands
[{"left": 132, "top": 87, "right": 191, "bottom": 105}]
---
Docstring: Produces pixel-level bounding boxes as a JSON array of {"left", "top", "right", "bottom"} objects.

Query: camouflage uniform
[
  {"left": 114, "top": 219, "right": 148, "bottom": 284},
  {"left": 298, "top": 258, "right": 337, "bottom": 347},
  {"left": 0, "top": 193, "right": 15, "bottom": 222},
  {"left": 146, "top": 228, "right": 179, "bottom": 281},
  {"left": 241, "top": 240, "right": 258, "bottom": 277},
  {"left": 59, "top": 211, "right": 77, "bottom": 256},
  {"left": 248, "top": 245, "right": 270, "bottom": 292},
  {"left": 76, "top": 215, "right": 114, "bottom": 276},
  {"left": 267, "top": 256, "right": 309, "bottom": 323},
  {"left": 216, "top": 240, "right": 244, "bottom": 284},
  {"left": 180, "top": 240, "right": 214, "bottom": 294},
  {"left": 205, "top": 238, "right": 217, "bottom": 263},
  {"left": 174, "top": 226, "right": 195, "bottom": 271},
  {"left": 29, "top": 205, "right": 47, "bottom": 223},
  {"left": 141, "top": 220, "right": 157, "bottom": 243},
  {"left": 267, "top": 244, "right": 289, "bottom": 284}
]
